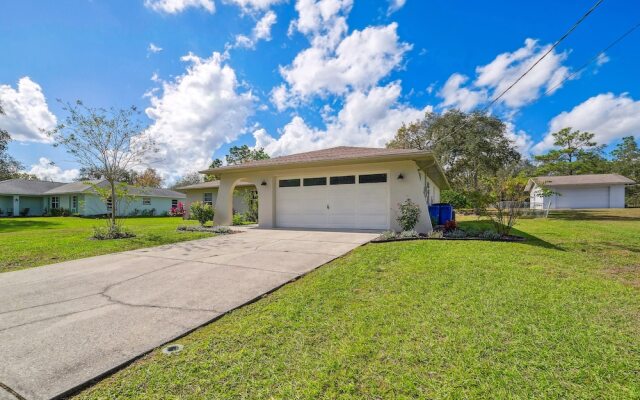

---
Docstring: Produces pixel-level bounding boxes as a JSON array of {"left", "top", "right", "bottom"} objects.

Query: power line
[
  {"left": 428, "top": 0, "right": 605, "bottom": 148},
  {"left": 485, "top": 0, "right": 605, "bottom": 110},
  {"left": 542, "top": 20, "right": 640, "bottom": 97}
]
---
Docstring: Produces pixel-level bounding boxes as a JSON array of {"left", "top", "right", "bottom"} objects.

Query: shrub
[
  {"left": 92, "top": 223, "right": 135, "bottom": 240},
  {"left": 479, "top": 230, "right": 502, "bottom": 240},
  {"left": 232, "top": 213, "right": 246, "bottom": 226},
  {"left": 397, "top": 199, "right": 421, "bottom": 231},
  {"left": 129, "top": 208, "right": 140, "bottom": 217},
  {"left": 379, "top": 231, "right": 397, "bottom": 241},
  {"left": 444, "top": 229, "right": 467, "bottom": 239},
  {"left": 399, "top": 230, "right": 419, "bottom": 238},
  {"left": 190, "top": 201, "right": 215, "bottom": 226},
  {"left": 428, "top": 230, "right": 444, "bottom": 239},
  {"left": 443, "top": 220, "right": 457, "bottom": 232},
  {"left": 177, "top": 225, "right": 233, "bottom": 234},
  {"left": 169, "top": 202, "right": 186, "bottom": 217}
]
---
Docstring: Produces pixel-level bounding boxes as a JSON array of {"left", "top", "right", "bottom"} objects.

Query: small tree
[
  {"left": 483, "top": 175, "right": 528, "bottom": 236},
  {"left": 190, "top": 201, "right": 215, "bottom": 226},
  {"left": 397, "top": 199, "right": 421, "bottom": 231},
  {"left": 48, "top": 101, "right": 156, "bottom": 233}
]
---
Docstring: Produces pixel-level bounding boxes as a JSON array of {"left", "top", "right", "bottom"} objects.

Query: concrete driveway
[{"left": 0, "top": 228, "right": 377, "bottom": 400}]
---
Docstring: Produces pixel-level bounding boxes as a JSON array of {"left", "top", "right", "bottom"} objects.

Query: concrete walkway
[{"left": 0, "top": 228, "right": 377, "bottom": 400}]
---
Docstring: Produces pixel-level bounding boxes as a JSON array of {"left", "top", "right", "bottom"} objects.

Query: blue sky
[{"left": 1, "top": 0, "right": 639, "bottom": 183}]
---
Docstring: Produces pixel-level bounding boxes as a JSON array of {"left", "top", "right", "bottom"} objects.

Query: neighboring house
[
  {"left": 175, "top": 180, "right": 255, "bottom": 218},
  {"left": 0, "top": 179, "right": 186, "bottom": 217},
  {"left": 525, "top": 174, "right": 635, "bottom": 209},
  {"left": 199, "top": 146, "right": 450, "bottom": 233}
]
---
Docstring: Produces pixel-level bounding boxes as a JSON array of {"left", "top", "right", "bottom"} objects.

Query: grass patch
[
  {"left": 76, "top": 209, "right": 640, "bottom": 399},
  {"left": 0, "top": 217, "right": 208, "bottom": 273}
]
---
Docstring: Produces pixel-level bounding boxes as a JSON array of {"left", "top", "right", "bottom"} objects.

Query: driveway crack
[{"left": 0, "top": 381, "right": 26, "bottom": 400}]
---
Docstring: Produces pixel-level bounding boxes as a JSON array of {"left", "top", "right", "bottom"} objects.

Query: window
[
  {"left": 359, "top": 173, "right": 387, "bottom": 184},
  {"left": 203, "top": 193, "right": 213, "bottom": 205},
  {"left": 72, "top": 196, "right": 78, "bottom": 210},
  {"left": 330, "top": 175, "right": 355, "bottom": 185},
  {"left": 303, "top": 177, "right": 327, "bottom": 186},
  {"left": 142, "top": 197, "right": 151, "bottom": 206},
  {"left": 106, "top": 196, "right": 113, "bottom": 211},
  {"left": 51, "top": 196, "right": 60, "bottom": 209},
  {"left": 279, "top": 179, "right": 301, "bottom": 188},
  {"left": 172, "top": 199, "right": 178, "bottom": 208}
]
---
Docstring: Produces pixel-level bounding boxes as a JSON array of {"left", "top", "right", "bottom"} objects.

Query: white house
[
  {"left": 199, "top": 146, "right": 450, "bottom": 233},
  {"left": 525, "top": 174, "right": 635, "bottom": 210}
]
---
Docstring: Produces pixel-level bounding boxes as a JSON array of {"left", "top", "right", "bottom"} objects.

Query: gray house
[{"left": 0, "top": 179, "right": 186, "bottom": 217}]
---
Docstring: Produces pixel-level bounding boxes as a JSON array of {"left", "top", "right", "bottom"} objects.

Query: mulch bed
[{"left": 371, "top": 234, "right": 525, "bottom": 244}]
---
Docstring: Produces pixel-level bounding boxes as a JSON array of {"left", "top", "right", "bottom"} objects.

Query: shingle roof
[
  {"left": 530, "top": 174, "right": 635, "bottom": 188},
  {"left": 175, "top": 180, "right": 255, "bottom": 190},
  {"left": 201, "top": 146, "right": 431, "bottom": 174},
  {"left": 47, "top": 179, "right": 186, "bottom": 198},
  {"left": 0, "top": 178, "right": 185, "bottom": 198},
  {"left": 0, "top": 179, "right": 66, "bottom": 195}
]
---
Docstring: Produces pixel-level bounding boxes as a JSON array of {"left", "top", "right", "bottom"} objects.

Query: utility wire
[
  {"left": 542, "top": 20, "right": 640, "bottom": 97},
  {"left": 427, "top": 0, "right": 605, "bottom": 148},
  {"left": 485, "top": 0, "right": 604, "bottom": 109}
]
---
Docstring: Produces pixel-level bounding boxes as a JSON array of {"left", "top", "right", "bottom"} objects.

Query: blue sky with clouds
[{"left": 1, "top": 0, "right": 639, "bottom": 183}]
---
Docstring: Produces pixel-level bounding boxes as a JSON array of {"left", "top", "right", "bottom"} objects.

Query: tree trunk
[{"left": 110, "top": 181, "right": 116, "bottom": 228}]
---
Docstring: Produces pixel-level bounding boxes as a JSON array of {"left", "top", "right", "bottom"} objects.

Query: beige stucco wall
[
  {"left": 214, "top": 160, "right": 442, "bottom": 233},
  {"left": 180, "top": 187, "right": 253, "bottom": 217}
]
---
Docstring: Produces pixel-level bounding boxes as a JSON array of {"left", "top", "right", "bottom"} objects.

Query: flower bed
[
  {"left": 371, "top": 228, "right": 525, "bottom": 243},
  {"left": 176, "top": 225, "right": 240, "bottom": 235}
]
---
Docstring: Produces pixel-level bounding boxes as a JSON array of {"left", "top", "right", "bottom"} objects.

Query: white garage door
[
  {"left": 556, "top": 186, "right": 610, "bottom": 209},
  {"left": 276, "top": 173, "right": 389, "bottom": 230}
]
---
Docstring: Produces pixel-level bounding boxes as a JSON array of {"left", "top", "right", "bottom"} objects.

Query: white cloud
[
  {"left": 148, "top": 43, "right": 163, "bottom": 54},
  {"left": 256, "top": 82, "right": 429, "bottom": 156},
  {"left": 533, "top": 92, "right": 640, "bottom": 153},
  {"left": 144, "top": 0, "right": 214, "bottom": 14},
  {"left": 475, "top": 38, "right": 570, "bottom": 108},
  {"left": 0, "top": 77, "right": 57, "bottom": 142},
  {"left": 144, "top": 52, "right": 255, "bottom": 180},
  {"left": 27, "top": 157, "right": 79, "bottom": 182},
  {"left": 596, "top": 52, "right": 610, "bottom": 66},
  {"left": 254, "top": 10, "right": 277, "bottom": 40},
  {"left": 438, "top": 73, "right": 487, "bottom": 112},
  {"left": 504, "top": 122, "right": 533, "bottom": 156},
  {"left": 278, "top": 22, "right": 411, "bottom": 106},
  {"left": 232, "top": 10, "right": 277, "bottom": 49},
  {"left": 438, "top": 38, "right": 571, "bottom": 111},
  {"left": 387, "top": 0, "right": 406, "bottom": 15},
  {"left": 224, "top": 0, "right": 284, "bottom": 11},
  {"left": 290, "top": 0, "right": 352, "bottom": 42}
]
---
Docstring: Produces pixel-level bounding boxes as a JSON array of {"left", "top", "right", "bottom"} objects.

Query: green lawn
[
  {"left": 76, "top": 209, "right": 640, "bottom": 399},
  {"left": 0, "top": 217, "right": 209, "bottom": 273}
]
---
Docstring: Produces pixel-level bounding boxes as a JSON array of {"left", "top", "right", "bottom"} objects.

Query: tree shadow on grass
[
  {"left": 0, "top": 219, "right": 63, "bottom": 233},
  {"left": 546, "top": 209, "right": 640, "bottom": 221},
  {"left": 459, "top": 220, "right": 565, "bottom": 251}
]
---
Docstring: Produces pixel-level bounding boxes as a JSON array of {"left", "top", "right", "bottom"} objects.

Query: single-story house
[
  {"left": 525, "top": 174, "right": 635, "bottom": 209},
  {"left": 199, "top": 146, "right": 450, "bottom": 233},
  {"left": 174, "top": 180, "right": 255, "bottom": 218},
  {"left": 0, "top": 178, "right": 185, "bottom": 217}
]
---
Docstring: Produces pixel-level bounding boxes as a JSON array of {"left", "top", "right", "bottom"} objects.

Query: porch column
[
  {"left": 213, "top": 176, "right": 235, "bottom": 226},
  {"left": 13, "top": 195, "right": 19, "bottom": 216}
]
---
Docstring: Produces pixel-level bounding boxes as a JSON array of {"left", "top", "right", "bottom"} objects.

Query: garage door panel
[
  {"left": 276, "top": 174, "right": 389, "bottom": 230},
  {"left": 557, "top": 187, "right": 609, "bottom": 209}
]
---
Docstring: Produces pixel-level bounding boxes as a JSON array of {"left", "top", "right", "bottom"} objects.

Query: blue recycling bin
[
  {"left": 428, "top": 204, "right": 440, "bottom": 225},
  {"left": 438, "top": 203, "right": 454, "bottom": 225}
]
